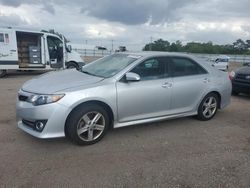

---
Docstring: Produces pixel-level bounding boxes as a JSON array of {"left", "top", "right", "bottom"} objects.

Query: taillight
[{"left": 229, "top": 71, "right": 235, "bottom": 80}]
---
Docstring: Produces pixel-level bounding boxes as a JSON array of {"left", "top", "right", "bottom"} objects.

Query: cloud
[
  {"left": 0, "top": 13, "right": 27, "bottom": 26},
  {"left": 0, "top": 0, "right": 55, "bottom": 14},
  {"left": 0, "top": 0, "right": 249, "bottom": 50},
  {"left": 80, "top": 0, "right": 198, "bottom": 25}
]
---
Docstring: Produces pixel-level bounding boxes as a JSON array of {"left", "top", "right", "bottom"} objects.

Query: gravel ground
[{"left": 0, "top": 71, "right": 249, "bottom": 188}]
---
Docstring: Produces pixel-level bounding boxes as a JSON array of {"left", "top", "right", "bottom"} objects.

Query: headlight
[{"left": 27, "top": 94, "right": 65, "bottom": 106}]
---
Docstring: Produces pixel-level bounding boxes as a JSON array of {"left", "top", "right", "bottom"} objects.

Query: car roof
[{"left": 120, "top": 51, "right": 192, "bottom": 59}]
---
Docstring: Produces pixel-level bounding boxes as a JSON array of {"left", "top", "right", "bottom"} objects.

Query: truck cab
[{"left": 0, "top": 27, "right": 84, "bottom": 77}]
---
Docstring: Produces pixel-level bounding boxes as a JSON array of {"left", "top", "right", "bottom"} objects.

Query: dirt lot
[{"left": 0, "top": 71, "right": 250, "bottom": 188}]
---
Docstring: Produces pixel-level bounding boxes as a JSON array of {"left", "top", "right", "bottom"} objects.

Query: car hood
[
  {"left": 236, "top": 67, "right": 250, "bottom": 74},
  {"left": 22, "top": 69, "right": 104, "bottom": 94}
]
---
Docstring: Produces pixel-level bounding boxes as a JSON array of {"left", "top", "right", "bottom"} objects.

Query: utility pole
[
  {"left": 150, "top": 36, "right": 153, "bottom": 51},
  {"left": 111, "top": 39, "right": 114, "bottom": 52}
]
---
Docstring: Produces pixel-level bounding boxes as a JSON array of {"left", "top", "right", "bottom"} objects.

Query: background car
[
  {"left": 230, "top": 66, "right": 250, "bottom": 95},
  {"left": 16, "top": 52, "right": 232, "bottom": 145},
  {"left": 212, "top": 55, "right": 230, "bottom": 71},
  {"left": 243, "top": 62, "right": 250, "bottom": 66}
]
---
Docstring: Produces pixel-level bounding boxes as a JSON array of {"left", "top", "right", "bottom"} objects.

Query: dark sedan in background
[{"left": 230, "top": 65, "right": 250, "bottom": 95}]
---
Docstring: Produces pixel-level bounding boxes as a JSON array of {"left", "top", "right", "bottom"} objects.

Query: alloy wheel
[
  {"left": 77, "top": 111, "right": 105, "bottom": 142},
  {"left": 202, "top": 96, "right": 217, "bottom": 118}
]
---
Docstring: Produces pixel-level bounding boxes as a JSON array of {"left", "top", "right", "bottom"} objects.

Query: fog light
[{"left": 35, "top": 121, "right": 45, "bottom": 131}]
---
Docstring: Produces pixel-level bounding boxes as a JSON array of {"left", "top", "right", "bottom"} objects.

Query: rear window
[{"left": 171, "top": 57, "right": 207, "bottom": 77}]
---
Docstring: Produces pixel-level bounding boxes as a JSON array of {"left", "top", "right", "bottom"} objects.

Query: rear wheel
[
  {"left": 197, "top": 93, "right": 219, "bottom": 121},
  {"left": 0, "top": 69, "right": 7, "bottom": 78},
  {"left": 66, "top": 104, "right": 110, "bottom": 145}
]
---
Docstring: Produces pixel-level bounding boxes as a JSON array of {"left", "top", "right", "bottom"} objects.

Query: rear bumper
[{"left": 232, "top": 81, "right": 250, "bottom": 94}]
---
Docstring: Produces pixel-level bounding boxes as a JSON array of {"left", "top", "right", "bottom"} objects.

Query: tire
[
  {"left": 197, "top": 93, "right": 219, "bottom": 121},
  {"left": 66, "top": 62, "right": 79, "bottom": 70},
  {"left": 0, "top": 69, "right": 7, "bottom": 78},
  {"left": 65, "top": 104, "right": 110, "bottom": 145}
]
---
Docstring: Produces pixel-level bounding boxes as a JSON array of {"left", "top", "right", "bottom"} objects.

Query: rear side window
[
  {"left": 0, "top": 33, "right": 4, "bottom": 42},
  {"left": 171, "top": 57, "right": 207, "bottom": 77},
  {"left": 0, "top": 33, "right": 9, "bottom": 43},
  {"left": 131, "top": 57, "right": 169, "bottom": 81},
  {"left": 4, "top": 34, "right": 9, "bottom": 43}
]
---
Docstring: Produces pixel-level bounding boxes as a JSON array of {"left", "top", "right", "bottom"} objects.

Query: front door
[
  {"left": 47, "top": 36, "right": 64, "bottom": 68},
  {"left": 116, "top": 57, "right": 172, "bottom": 122}
]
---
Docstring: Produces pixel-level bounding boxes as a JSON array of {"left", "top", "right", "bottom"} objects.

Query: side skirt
[{"left": 113, "top": 111, "right": 197, "bottom": 128}]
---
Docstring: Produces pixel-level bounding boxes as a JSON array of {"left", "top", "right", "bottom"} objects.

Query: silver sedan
[{"left": 16, "top": 52, "right": 232, "bottom": 145}]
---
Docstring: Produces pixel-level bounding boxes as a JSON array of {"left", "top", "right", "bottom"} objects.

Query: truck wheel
[
  {"left": 66, "top": 104, "right": 110, "bottom": 145},
  {"left": 0, "top": 70, "right": 7, "bottom": 78},
  {"left": 67, "top": 62, "right": 79, "bottom": 70}
]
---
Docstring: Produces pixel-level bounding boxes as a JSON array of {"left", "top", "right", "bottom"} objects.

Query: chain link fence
[{"left": 74, "top": 48, "right": 250, "bottom": 63}]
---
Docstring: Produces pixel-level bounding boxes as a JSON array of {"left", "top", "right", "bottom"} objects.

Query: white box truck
[{"left": 0, "top": 27, "right": 85, "bottom": 77}]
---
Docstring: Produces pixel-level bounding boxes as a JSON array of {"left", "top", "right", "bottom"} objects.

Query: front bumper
[
  {"left": 16, "top": 96, "right": 70, "bottom": 139},
  {"left": 232, "top": 81, "right": 250, "bottom": 94}
]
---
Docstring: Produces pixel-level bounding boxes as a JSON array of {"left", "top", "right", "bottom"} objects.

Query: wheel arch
[
  {"left": 65, "top": 100, "right": 115, "bottom": 134},
  {"left": 206, "top": 91, "right": 222, "bottom": 108}
]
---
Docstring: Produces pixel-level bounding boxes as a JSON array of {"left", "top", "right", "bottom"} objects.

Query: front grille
[
  {"left": 18, "top": 95, "right": 28, "bottom": 101},
  {"left": 235, "top": 74, "right": 250, "bottom": 83}
]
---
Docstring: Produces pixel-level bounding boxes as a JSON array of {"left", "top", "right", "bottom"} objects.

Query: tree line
[{"left": 143, "top": 39, "right": 250, "bottom": 55}]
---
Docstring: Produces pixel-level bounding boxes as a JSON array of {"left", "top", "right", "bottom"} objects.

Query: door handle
[
  {"left": 162, "top": 82, "right": 173, "bottom": 88},
  {"left": 203, "top": 78, "right": 210, "bottom": 83}
]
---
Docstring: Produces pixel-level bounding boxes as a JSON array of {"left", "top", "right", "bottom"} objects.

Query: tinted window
[
  {"left": 0, "top": 33, "right": 4, "bottom": 42},
  {"left": 131, "top": 57, "right": 169, "bottom": 81},
  {"left": 171, "top": 57, "right": 207, "bottom": 77}
]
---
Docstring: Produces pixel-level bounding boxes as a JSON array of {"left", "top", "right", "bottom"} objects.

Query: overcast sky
[{"left": 0, "top": 0, "right": 250, "bottom": 50}]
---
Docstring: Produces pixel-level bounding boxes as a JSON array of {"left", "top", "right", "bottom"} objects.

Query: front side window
[
  {"left": 171, "top": 57, "right": 207, "bottom": 77},
  {"left": 81, "top": 54, "right": 140, "bottom": 78},
  {"left": 131, "top": 57, "right": 169, "bottom": 81},
  {"left": 47, "top": 36, "right": 63, "bottom": 60}
]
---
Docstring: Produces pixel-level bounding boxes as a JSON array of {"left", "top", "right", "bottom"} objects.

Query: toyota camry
[{"left": 16, "top": 52, "right": 232, "bottom": 145}]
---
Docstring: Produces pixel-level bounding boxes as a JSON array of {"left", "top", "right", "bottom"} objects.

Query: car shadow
[
  {"left": 17, "top": 116, "right": 196, "bottom": 148},
  {"left": 232, "top": 94, "right": 250, "bottom": 100}
]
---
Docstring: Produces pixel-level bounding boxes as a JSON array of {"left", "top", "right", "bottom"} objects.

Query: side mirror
[
  {"left": 67, "top": 45, "right": 72, "bottom": 52},
  {"left": 125, "top": 72, "right": 140, "bottom": 81}
]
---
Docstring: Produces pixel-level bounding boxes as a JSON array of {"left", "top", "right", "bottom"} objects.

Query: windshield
[{"left": 81, "top": 54, "right": 140, "bottom": 78}]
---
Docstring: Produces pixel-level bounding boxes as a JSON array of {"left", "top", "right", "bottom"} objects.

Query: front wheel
[
  {"left": 197, "top": 93, "right": 219, "bottom": 121},
  {"left": 66, "top": 62, "right": 79, "bottom": 70},
  {"left": 66, "top": 104, "right": 110, "bottom": 145}
]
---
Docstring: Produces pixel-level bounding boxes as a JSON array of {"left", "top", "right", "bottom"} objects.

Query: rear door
[
  {"left": 169, "top": 57, "right": 209, "bottom": 114},
  {"left": 116, "top": 57, "right": 173, "bottom": 122}
]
